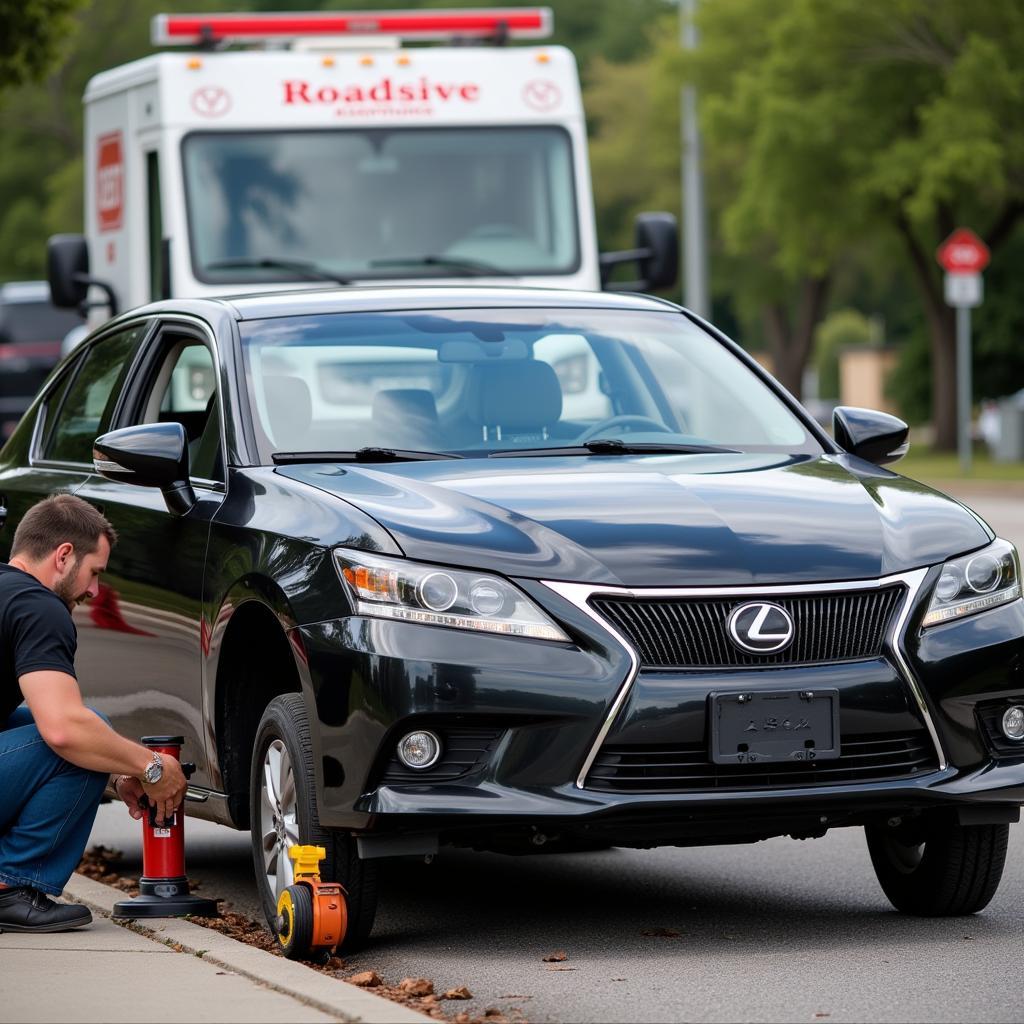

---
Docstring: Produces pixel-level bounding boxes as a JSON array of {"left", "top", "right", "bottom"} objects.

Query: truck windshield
[{"left": 182, "top": 127, "right": 579, "bottom": 283}]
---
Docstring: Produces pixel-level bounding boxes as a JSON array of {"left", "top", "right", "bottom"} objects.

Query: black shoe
[{"left": 0, "top": 886, "right": 93, "bottom": 932}]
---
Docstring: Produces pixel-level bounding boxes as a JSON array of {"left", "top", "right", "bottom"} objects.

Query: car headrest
[
  {"left": 467, "top": 361, "right": 562, "bottom": 430},
  {"left": 371, "top": 388, "right": 440, "bottom": 448},
  {"left": 263, "top": 374, "right": 312, "bottom": 451}
]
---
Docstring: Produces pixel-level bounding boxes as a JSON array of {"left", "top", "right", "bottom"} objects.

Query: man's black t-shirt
[{"left": 0, "top": 563, "right": 77, "bottom": 725}]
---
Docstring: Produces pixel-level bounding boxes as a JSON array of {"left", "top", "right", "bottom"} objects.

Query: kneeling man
[{"left": 0, "top": 494, "right": 186, "bottom": 932}]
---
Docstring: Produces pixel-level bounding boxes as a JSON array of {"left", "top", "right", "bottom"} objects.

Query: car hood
[{"left": 277, "top": 453, "right": 993, "bottom": 586}]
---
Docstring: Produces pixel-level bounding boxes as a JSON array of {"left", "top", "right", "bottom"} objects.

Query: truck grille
[
  {"left": 586, "top": 731, "right": 937, "bottom": 793},
  {"left": 591, "top": 586, "right": 904, "bottom": 668}
]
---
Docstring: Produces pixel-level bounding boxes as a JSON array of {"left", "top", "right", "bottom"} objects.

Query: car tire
[
  {"left": 865, "top": 819, "right": 1009, "bottom": 916},
  {"left": 250, "top": 693, "right": 378, "bottom": 950}
]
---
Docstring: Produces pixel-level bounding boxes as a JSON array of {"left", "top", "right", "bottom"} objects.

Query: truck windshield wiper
[
  {"left": 488, "top": 440, "right": 740, "bottom": 458},
  {"left": 272, "top": 448, "right": 464, "bottom": 464},
  {"left": 205, "top": 257, "right": 351, "bottom": 284},
  {"left": 369, "top": 255, "right": 511, "bottom": 276}
]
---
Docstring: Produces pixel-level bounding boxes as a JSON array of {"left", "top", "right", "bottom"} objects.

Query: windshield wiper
[
  {"left": 273, "top": 448, "right": 464, "bottom": 464},
  {"left": 369, "top": 255, "right": 511, "bottom": 276},
  {"left": 489, "top": 439, "right": 740, "bottom": 458},
  {"left": 206, "top": 257, "right": 351, "bottom": 284}
]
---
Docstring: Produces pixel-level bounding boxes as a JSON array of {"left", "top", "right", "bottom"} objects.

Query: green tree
[
  {"left": 682, "top": 0, "right": 1024, "bottom": 447},
  {"left": 815, "top": 309, "right": 875, "bottom": 402},
  {"left": 0, "top": 0, "right": 85, "bottom": 90}
]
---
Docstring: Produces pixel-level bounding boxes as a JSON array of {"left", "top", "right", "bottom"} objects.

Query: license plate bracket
[{"left": 709, "top": 688, "right": 840, "bottom": 765}]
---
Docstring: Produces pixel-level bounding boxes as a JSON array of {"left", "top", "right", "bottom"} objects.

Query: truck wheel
[
  {"left": 250, "top": 693, "right": 378, "bottom": 950},
  {"left": 865, "top": 819, "right": 1009, "bottom": 916}
]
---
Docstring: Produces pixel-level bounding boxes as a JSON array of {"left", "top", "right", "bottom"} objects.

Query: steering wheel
[{"left": 575, "top": 415, "right": 674, "bottom": 443}]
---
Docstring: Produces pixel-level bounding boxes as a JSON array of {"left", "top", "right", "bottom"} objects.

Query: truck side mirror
[
  {"left": 635, "top": 212, "right": 678, "bottom": 291},
  {"left": 48, "top": 235, "right": 90, "bottom": 309},
  {"left": 833, "top": 406, "right": 910, "bottom": 466},
  {"left": 599, "top": 211, "right": 679, "bottom": 292},
  {"left": 47, "top": 234, "right": 119, "bottom": 317},
  {"left": 93, "top": 422, "right": 196, "bottom": 516}
]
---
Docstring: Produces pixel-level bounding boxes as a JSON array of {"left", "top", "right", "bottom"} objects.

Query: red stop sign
[{"left": 936, "top": 228, "right": 990, "bottom": 273}]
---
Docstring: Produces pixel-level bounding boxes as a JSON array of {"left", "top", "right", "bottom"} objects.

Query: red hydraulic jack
[{"left": 112, "top": 736, "right": 218, "bottom": 920}]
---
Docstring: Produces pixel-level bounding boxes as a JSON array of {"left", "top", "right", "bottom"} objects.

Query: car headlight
[
  {"left": 922, "top": 539, "right": 1022, "bottom": 627},
  {"left": 333, "top": 548, "right": 569, "bottom": 642}
]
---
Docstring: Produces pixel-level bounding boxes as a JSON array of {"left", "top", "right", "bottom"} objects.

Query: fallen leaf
[
  {"left": 443, "top": 987, "right": 473, "bottom": 1000},
  {"left": 542, "top": 950, "right": 567, "bottom": 962},
  {"left": 399, "top": 978, "right": 434, "bottom": 997},
  {"left": 348, "top": 970, "right": 383, "bottom": 987}
]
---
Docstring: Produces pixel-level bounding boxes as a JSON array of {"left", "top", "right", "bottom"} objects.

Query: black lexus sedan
[{"left": 0, "top": 286, "right": 1021, "bottom": 949}]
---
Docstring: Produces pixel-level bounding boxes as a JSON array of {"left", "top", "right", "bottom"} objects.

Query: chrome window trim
[{"left": 543, "top": 569, "right": 946, "bottom": 790}]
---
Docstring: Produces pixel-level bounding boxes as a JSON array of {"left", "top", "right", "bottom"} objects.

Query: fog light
[
  {"left": 397, "top": 730, "right": 442, "bottom": 770},
  {"left": 1001, "top": 706, "right": 1024, "bottom": 742}
]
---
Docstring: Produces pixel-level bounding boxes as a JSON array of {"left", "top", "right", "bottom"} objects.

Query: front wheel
[
  {"left": 865, "top": 818, "right": 1009, "bottom": 916},
  {"left": 250, "top": 694, "right": 378, "bottom": 950}
]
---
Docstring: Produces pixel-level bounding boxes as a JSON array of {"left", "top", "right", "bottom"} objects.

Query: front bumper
[{"left": 298, "top": 568, "right": 1024, "bottom": 842}]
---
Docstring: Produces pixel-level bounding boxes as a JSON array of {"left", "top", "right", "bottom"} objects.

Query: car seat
[
  {"left": 263, "top": 374, "right": 313, "bottom": 452},
  {"left": 465, "top": 360, "right": 563, "bottom": 445},
  {"left": 371, "top": 388, "right": 440, "bottom": 450}
]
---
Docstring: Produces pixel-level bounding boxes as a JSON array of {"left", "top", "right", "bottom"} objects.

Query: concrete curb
[{"left": 65, "top": 874, "right": 431, "bottom": 1024}]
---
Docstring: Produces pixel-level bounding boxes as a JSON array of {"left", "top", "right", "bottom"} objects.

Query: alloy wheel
[{"left": 260, "top": 738, "right": 300, "bottom": 902}]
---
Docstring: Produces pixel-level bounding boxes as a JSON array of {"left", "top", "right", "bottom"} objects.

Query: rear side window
[{"left": 42, "top": 324, "right": 146, "bottom": 464}]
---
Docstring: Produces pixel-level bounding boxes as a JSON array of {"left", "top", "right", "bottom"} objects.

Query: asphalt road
[{"left": 87, "top": 491, "right": 1024, "bottom": 1023}]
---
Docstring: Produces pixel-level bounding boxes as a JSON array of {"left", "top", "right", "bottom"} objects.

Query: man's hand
[
  {"left": 114, "top": 775, "right": 147, "bottom": 820},
  {"left": 141, "top": 754, "right": 188, "bottom": 824}
]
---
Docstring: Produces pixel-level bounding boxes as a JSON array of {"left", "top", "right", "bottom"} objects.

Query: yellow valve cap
[{"left": 288, "top": 844, "right": 326, "bottom": 878}]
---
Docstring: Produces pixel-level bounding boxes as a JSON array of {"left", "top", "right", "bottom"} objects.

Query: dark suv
[
  {"left": 0, "top": 287, "right": 1021, "bottom": 949},
  {"left": 0, "top": 281, "right": 82, "bottom": 439}
]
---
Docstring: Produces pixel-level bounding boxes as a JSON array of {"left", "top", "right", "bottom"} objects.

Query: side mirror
[
  {"left": 93, "top": 422, "right": 196, "bottom": 516},
  {"left": 833, "top": 406, "right": 910, "bottom": 466},
  {"left": 635, "top": 212, "right": 678, "bottom": 290},
  {"left": 599, "top": 211, "right": 679, "bottom": 292},
  {"left": 48, "top": 235, "right": 90, "bottom": 310},
  {"left": 47, "top": 234, "right": 119, "bottom": 317}
]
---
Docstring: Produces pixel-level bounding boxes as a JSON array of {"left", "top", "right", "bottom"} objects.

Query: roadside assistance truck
[{"left": 48, "top": 7, "right": 677, "bottom": 323}]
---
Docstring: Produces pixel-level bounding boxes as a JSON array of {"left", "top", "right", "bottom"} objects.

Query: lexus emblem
[{"left": 727, "top": 602, "right": 794, "bottom": 654}]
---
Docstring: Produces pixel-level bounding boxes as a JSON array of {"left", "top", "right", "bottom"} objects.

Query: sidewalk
[{"left": 0, "top": 873, "right": 429, "bottom": 1024}]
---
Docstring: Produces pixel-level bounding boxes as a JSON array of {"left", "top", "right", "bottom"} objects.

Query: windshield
[
  {"left": 239, "top": 308, "right": 820, "bottom": 461},
  {"left": 182, "top": 127, "right": 579, "bottom": 283}
]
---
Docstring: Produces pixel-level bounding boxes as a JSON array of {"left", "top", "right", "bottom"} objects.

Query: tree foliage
[
  {"left": 0, "top": 0, "right": 85, "bottom": 90},
  {"left": 680, "top": 0, "right": 1024, "bottom": 441}
]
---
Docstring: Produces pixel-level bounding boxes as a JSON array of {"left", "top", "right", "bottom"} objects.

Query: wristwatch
[{"left": 142, "top": 752, "right": 164, "bottom": 785}]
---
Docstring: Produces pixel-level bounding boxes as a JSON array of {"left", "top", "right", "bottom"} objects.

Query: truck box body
[{"left": 83, "top": 42, "right": 598, "bottom": 320}]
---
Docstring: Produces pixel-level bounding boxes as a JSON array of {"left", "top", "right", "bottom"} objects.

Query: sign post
[{"left": 937, "top": 228, "right": 990, "bottom": 475}]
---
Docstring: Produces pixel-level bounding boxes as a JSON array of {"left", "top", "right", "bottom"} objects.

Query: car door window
[
  {"left": 42, "top": 324, "right": 147, "bottom": 464},
  {"left": 134, "top": 337, "right": 222, "bottom": 482}
]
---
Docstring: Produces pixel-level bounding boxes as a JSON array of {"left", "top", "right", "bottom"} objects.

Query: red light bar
[{"left": 152, "top": 8, "right": 553, "bottom": 46}]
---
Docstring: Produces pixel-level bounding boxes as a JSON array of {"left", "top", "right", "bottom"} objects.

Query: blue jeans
[{"left": 0, "top": 706, "right": 109, "bottom": 895}]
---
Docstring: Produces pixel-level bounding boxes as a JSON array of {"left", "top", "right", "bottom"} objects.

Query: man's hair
[{"left": 11, "top": 493, "right": 117, "bottom": 562}]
